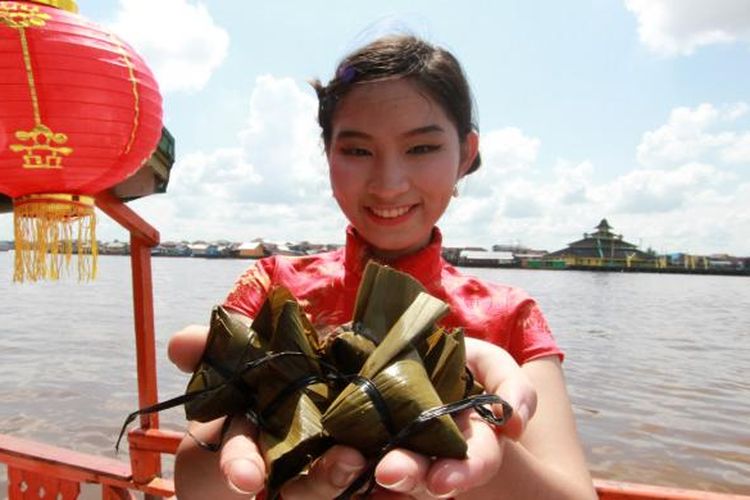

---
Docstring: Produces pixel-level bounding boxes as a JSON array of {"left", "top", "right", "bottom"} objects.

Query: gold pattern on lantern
[
  {"left": 0, "top": 2, "right": 51, "bottom": 28},
  {"left": 110, "top": 33, "right": 141, "bottom": 155},
  {"left": 10, "top": 124, "right": 73, "bottom": 169},
  {"left": 25, "top": 0, "right": 78, "bottom": 14},
  {"left": 2, "top": 1, "right": 74, "bottom": 169}
]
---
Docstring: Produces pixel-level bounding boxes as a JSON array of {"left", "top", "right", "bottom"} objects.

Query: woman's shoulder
[
  {"left": 244, "top": 247, "right": 346, "bottom": 289},
  {"left": 272, "top": 247, "right": 346, "bottom": 274},
  {"left": 224, "top": 248, "right": 346, "bottom": 317},
  {"left": 438, "top": 262, "right": 562, "bottom": 363},
  {"left": 439, "top": 261, "right": 534, "bottom": 306}
]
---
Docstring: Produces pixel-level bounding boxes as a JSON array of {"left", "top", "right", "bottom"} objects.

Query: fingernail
[
  {"left": 428, "top": 470, "right": 465, "bottom": 498},
  {"left": 330, "top": 462, "right": 362, "bottom": 488},
  {"left": 376, "top": 475, "right": 413, "bottom": 492},
  {"left": 225, "top": 458, "right": 260, "bottom": 494},
  {"left": 428, "top": 487, "right": 459, "bottom": 499}
]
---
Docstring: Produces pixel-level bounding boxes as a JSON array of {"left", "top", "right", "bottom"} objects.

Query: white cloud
[
  {"left": 127, "top": 75, "right": 343, "bottom": 243},
  {"left": 108, "top": 0, "right": 229, "bottom": 93},
  {"left": 724, "top": 102, "right": 750, "bottom": 121},
  {"left": 442, "top": 107, "right": 749, "bottom": 254},
  {"left": 625, "top": 0, "right": 750, "bottom": 55},
  {"left": 596, "top": 162, "right": 724, "bottom": 213},
  {"left": 460, "top": 127, "right": 540, "bottom": 198},
  {"left": 602, "top": 182, "right": 750, "bottom": 254},
  {"left": 238, "top": 76, "right": 330, "bottom": 202},
  {"left": 636, "top": 102, "right": 750, "bottom": 168},
  {"left": 481, "top": 128, "right": 540, "bottom": 173},
  {"left": 720, "top": 132, "right": 750, "bottom": 164},
  {"left": 550, "top": 160, "right": 595, "bottom": 206}
]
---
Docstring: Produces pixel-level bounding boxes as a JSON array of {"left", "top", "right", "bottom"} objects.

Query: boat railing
[{"left": 0, "top": 191, "right": 180, "bottom": 499}]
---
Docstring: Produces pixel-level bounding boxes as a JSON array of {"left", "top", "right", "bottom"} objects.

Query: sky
[{"left": 4, "top": 0, "right": 749, "bottom": 255}]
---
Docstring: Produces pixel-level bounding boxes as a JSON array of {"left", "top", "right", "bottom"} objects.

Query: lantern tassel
[{"left": 12, "top": 194, "right": 98, "bottom": 282}]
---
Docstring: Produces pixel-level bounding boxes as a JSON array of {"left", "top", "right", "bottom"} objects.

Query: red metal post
[
  {"left": 95, "top": 192, "right": 162, "bottom": 489},
  {"left": 128, "top": 237, "right": 159, "bottom": 430}
]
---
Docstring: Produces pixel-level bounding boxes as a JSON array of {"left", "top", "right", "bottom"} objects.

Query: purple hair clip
[{"left": 337, "top": 65, "right": 357, "bottom": 84}]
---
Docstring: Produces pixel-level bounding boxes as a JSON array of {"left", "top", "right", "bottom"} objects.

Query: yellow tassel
[{"left": 12, "top": 194, "right": 97, "bottom": 283}]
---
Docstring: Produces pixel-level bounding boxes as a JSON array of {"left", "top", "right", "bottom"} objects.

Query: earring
[{"left": 452, "top": 185, "right": 459, "bottom": 198}]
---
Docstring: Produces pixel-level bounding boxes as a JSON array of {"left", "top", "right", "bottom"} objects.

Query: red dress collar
[{"left": 343, "top": 225, "right": 444, "bottom": 288}]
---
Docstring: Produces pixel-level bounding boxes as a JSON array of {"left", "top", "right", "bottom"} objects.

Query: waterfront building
[
  {"left": 152, "top": 241, "right": 191, "bottom": 257},
  {"left": 544, "top": 219, "right": 655, "bottom": 269},
  {"left": 188, "top": 242, "right": 218, "bottom": 257},
  {"left": 100, "top": 240, "right": 129, "bottom": 255},
  {"left": 235, "top": 241, "right": 270, "bottom": 258},
  {"left": 457, "top": 250, "right": 515, "bottom": 267}
]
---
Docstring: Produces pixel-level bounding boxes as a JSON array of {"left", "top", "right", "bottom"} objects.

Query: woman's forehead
[{"left": 332, "top": 79, "right": 455, "bottom": 136}]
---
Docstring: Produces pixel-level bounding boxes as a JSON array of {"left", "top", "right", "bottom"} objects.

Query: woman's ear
[{"left": 458, "top": 130, "right": 479, "bottom": 178}]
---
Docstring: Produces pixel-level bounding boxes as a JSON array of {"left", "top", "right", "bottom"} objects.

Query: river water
[{"left": 0, "top": 252, "right": 748, "bottom": 495}]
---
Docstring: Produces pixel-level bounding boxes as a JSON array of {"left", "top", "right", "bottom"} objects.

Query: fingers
[
  {"left": 219, "top": 416, "right": 266, "bottom": 494},
  {"left": 281, "top": 445, "right": 367, "bottom": 500},
  {"left": 464, "top": 337, "right": 537, "bottom": 439},
  {"left": 167, "top": 324, "right": 209, "bottom": 373},
  {"left": 374, "top": 448, "right": 431, "bottom": 497},
  {"left": 373, "top": 413, "right": 506, "bottom": 499},
  {"left": 174, "top": 416, "right": 265, "bottom": 499},
  {"left": 424, "top": 412, "right": 505, "bottom": 498}
]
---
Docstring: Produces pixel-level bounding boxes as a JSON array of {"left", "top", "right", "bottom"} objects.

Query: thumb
[
  {"left": 219, "top": 416, "right": 266, "bottom": 495},
  {"left": 465, "top": 337, "right": 537, "bottom": 439},
  {"left": 167, "top": 324, "right": 210, "bottom": 373}
]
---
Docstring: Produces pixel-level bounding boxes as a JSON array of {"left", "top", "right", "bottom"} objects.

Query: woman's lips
[{"left": 366, "top": 204, "right": 417, "bottom": 224}]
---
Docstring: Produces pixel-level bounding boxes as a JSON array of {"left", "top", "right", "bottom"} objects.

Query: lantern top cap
[{"left": 25, "top": 0, "right": 78, "bottom": 13}]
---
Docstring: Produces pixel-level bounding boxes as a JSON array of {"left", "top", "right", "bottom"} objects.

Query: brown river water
[{"left": 0, "top": 253, "right": 748, "bottom": 495}]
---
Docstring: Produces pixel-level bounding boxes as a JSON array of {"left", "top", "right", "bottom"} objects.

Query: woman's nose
[{"left": 367, "top": 155, "right": 409, "bottom": 198}]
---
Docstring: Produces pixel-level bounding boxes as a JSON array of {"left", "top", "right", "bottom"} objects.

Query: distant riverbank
[{"left": 454, "top": 260, "right": 750, "bottom": 277}]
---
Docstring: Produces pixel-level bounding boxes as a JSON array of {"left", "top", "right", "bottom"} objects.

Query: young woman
[{"left": 168, "top": 35, "right": 596, "bottom": 499}]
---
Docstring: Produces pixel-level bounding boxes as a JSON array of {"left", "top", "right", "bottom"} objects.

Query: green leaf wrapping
[{"left": 174, "top": 261, "right": 495, "bottom": 496}]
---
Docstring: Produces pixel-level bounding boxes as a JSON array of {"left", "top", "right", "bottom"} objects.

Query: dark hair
[{"left": 312, "top": 35, "right": 482, "bottom": 175}]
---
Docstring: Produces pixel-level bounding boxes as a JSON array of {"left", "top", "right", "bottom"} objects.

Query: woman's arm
[
  {"left": 366, "top": 341, "right": 594, "bottom": 500},
  {"left": 454, "top": 355, "right": 596, "bottom": 500}
]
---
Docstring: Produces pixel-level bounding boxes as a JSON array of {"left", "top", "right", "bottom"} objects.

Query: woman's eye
[
  {"left": 408, "top": 144, "right": 441, "bottom": 154},
  {"left": 341, "top": 147, "right": 371, "bottom": 157}
]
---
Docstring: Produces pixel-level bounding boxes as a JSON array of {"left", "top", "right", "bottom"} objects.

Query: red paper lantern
[{"left": 0, "top": 0, "right": 162, "bottom": 281}]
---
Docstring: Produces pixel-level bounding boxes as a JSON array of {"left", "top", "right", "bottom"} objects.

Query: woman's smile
[{"left": 367, "top": 204, "right": 418, "bottom": 223}]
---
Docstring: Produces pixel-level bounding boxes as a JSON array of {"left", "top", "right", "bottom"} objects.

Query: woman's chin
[{"left": 364, "top": 235, "right": 429, "bottom": 260}]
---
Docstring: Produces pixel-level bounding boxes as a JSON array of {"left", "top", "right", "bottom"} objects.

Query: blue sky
[{"left": 6, "top": 0, "right": 749, "bottom": 255}]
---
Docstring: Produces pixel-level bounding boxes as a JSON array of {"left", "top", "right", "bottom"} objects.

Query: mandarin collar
[{"left": 343, "top": 225, "right": 444, "bottom": 288}]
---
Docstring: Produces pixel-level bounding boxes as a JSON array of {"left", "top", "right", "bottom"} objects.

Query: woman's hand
[
  {"left": 169, "top": 325, "right": 267, "bottom": 496},
  {"left": 363, "top": 337, "right": 537, "bottom": 499},
  {"left": 168, "top": 325, "right": 369, "bottom": 499},
  {"left": 168, "top": 330, "right": 536, "bottom": 499},
  {"left": 279, "top": 338, "right": 536, "bottom": 499}
]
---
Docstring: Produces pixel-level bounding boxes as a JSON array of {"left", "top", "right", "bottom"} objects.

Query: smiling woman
[
  {"left": 313, "top": 35, "right": 481, "bottom": 260},
  {"left": 167, "top": 34, "right": 596, "bottom": 500}
]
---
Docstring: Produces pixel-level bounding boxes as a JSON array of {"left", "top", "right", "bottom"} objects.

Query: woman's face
[{"left": 327, "top": 78, "right": 478, "bottom": 259}]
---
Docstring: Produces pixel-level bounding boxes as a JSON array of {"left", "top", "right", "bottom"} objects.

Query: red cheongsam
[{"left": 224, "top": 226, "right": 562, "bottom": 365}]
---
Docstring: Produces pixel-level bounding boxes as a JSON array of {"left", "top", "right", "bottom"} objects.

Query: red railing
[{"left": 0, "top": 192, "right": 180, "bottom": 499}]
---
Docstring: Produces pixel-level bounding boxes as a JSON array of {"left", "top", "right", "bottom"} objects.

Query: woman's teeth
[{"left": 370, "top": 206, "right": 411, "bottom": 218}]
